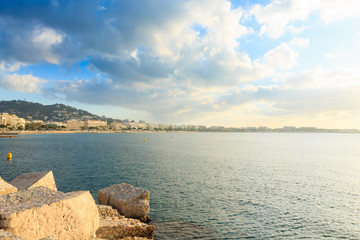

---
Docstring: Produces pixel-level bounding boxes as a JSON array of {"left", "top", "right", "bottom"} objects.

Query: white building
[
  {"left": 84, "top": 119, "right": 108, "bottom": 129},
  {"left": 65, "top": 120, "right": 85, "bottom": 130},
  {"left": 122, "top": 121, "right": 139, "bottom": 130},
  {"left": 0, "top": 113, "right": 26, "bottom": 130},
  {"left": 110, "top": 121, "right": 126, "bottom": 130}
]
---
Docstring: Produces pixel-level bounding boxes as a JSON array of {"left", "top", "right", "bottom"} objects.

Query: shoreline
[
  {"left": 2, "top": 130, "right": 360, "bottom": 135},
  {"left": 18, "top": 130, "right": 161, "bottom": 134}
]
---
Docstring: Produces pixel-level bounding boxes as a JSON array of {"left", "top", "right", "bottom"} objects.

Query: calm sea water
[{"left": 1, "top": 132, "right": 360, "bottom": 239}]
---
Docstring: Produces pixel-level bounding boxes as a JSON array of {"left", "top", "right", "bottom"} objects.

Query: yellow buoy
[
  {"left": 7, "top": 153, "right": 12, "bottom": 160},
  {"left": 143, "top": 139, "right": 146, "bottom": 142}
]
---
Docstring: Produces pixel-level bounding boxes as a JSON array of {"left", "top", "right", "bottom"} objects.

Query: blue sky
[{"left": 1, "top": 0, "right": 360, "bottom": 128}]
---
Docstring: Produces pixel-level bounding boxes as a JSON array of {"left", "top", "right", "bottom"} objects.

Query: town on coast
[{"left": 1, "top": 111, "right": 359, "bottom": 134}]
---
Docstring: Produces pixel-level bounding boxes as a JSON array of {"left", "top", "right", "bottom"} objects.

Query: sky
[{"left": 1, "top": 0, "right": 360, "bottom": 128}]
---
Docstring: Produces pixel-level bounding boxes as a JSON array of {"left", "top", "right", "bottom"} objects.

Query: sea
[{"left": 1, "top": 132, "right": 360, "bottom": 239}]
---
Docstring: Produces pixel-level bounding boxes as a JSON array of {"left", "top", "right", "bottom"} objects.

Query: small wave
[{"left": 152, "top": 221, "right": 220, "bottom": 240}]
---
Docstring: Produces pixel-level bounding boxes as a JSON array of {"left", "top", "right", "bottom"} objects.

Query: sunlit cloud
[
  {"left": 289, "top": 37, "right": 309, "bottom": 48},
  {"left": 251, "top": 0, "right": 360, "bottom": 38},
  {"left": 0, "top": 0, "right": 360, "bottom": 127},
  {"left": 32, "top": 26, "right": 64, "bottom": 64},
  {"left": 0, "top": 73, "right": 47, "bottom": 93}
]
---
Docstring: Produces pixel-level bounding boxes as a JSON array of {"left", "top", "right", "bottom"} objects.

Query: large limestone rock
[
  {"left": 96, "top": 205, "right": 155, "bottom": 239},
  {"left": 98, "top": 183, "right": 150, "bottom": 219},
  {"left": 0, "top": 177, "right": 17, "bottom": 196},
  {"left": 10, "top": 171, "right": 57, "bottom": 191},
  {"left": 0, "top": 187, "right": 99, "bottom": 240}
]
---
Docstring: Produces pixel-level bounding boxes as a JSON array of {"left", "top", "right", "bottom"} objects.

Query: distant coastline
[
  {"left": 1, "top": 129, "right": 359, "bottom": 135},
  {"left": 1, "top": 101, "right": 359, "bottom": 134}
]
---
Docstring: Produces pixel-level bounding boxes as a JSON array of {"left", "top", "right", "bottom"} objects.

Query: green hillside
[{"left": 0, "top": 100, "right": 103, "bottom": 122}]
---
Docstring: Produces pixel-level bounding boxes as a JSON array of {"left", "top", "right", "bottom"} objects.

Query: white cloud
[
  {"left": 251, "top": 0, "right": 312, "bottom": 38},
  {"left": 218, "top": 66, "right": 360, "bottom": 119},
  {"left": 281, "top": 67, "right": 360, "bottom": 89},
  {"left": 0, "top": 61, "right": 24, "bottom": 72},
  {"left": 251, "top": 0, "right": 360, "bottom": 38},
  {"left": 3, "top": 0, "right": 359, "bottom": 126},
  {"left": 289, "top": 37, "right": 309, "bottom": 47},
  {"left": 262, "top": 43, "right": 298, "bottom": 69},
  {"left": 326, "top": 52, "right": 339, "bottom": 58},
  {"left": 286, "top": 24, "right": 308, "bottom": 34},
  {"left": 0, "top": 73, "right": 47, "bottom": 93},
  {"left": 32, "top": 26, "right": 64, "bottom": 64},
  {"left": 315, "top": 0, "right": 360, "bottom": 24}
]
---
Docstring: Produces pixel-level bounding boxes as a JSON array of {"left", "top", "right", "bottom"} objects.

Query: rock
[
  {"left": 138, "top": 215, "right": 152, "bottom": 224},
  {"left": 98, "top": 183, "right": 150, "bottom": 219},
  {"left": 10, "top": 171, "right": 57, "bottom": 191},
  {"left": 97, "top": 205, "right": 122, "bottom": 219},
  {"left": 0, "top": 177, "right": 17, "bottom": 196},
  {"left": 0, "top": 229, "right": 26, "bottom": 240},
  {"left": 0, "top": 187, "right": 99, "bottom": 240},
  {"left": 96, "top": 205, "right": 155, "bottom": 240}
]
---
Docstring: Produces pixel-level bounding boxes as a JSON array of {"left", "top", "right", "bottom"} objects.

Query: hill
[{"left": 0, "top": 100, "right": 107, "bottom": 122}]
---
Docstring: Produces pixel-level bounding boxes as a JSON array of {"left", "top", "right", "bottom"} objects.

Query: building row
[
  {"left": 0, "top": 113, "right": 26, "bottom": 130},
  {"left": 2, "top": 112, "right": 359, "bottom": 133}
]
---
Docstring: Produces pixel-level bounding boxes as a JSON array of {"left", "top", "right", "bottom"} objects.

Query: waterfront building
[
  {"left": 245, "top": 127, "right": 257, "bottom": 132},
  {"left": 110, "top": 121, "right": 126, "bottom": 131},
  {"left": 187, "top": 125, "right": 199, "bottom": 131},
  {"left": 174, "top": 125, "right": 186, "bottom": 130},
  {"left": 282, "top": 126, "right": 297, "bottom": 132},
  {"left": 84, "top": 119, "right": 107, "bottom": 129},
  {"left": 0, "top": 112, "right": 26, "bottom": 130},
  {"left": 65, "top": 120, "right": 85, "bottom": 130},
  {"left": 298, "top": 127, "right": 317, "bottom": 132},
  {"left": 258, "top": 126, "right": 270, "bottom": 131},
  {"left": 210, "top": 126, "right": 225, "bottom": 130},
  {"left": 146, "top": 123, "right": 156, "bottom": 130},
  {"left": 137, "top": 122, "right": 147, "bottom": 130},
  {"left": 122, "top": 121, "right": 139, "bottom": 130},
  {"left": 158, "top": 124, "right": 169, "bottom": 130},
  {"left": 199, "top": 125, "right": 207, "bottom": 130},
  {"left": 45, "top": 121, "right": 66, "bottom": 128}
]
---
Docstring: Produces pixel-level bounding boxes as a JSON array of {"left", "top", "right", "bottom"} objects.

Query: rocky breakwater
[
  {"left": 0, "top": 172, "right": 155, "bottom": 240},
  {"left": 0, "top": 171, "right": 99, "bottom": 240}
]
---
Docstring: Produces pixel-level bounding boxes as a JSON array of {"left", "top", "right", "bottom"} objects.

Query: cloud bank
[{"left": 1, "top": 0, "right": 360, "bottom": 126}]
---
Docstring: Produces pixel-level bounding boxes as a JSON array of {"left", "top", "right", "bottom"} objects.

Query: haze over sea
[{"left": 1, "top": 132, "right": 360, "bottom": 239}]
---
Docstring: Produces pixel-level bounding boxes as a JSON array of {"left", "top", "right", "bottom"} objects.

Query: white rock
[
  {"left": 0, "top": 187, "right": 99, "bottom": 240},
  {"left": 0, "top": 177, "right": 17, "bottom": 196},
  {"left": 10, "top": 171, "right": 57, "bottom": 191},
  {"left": 98, "top": 183, "right": 150, "bottom": 219}
]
